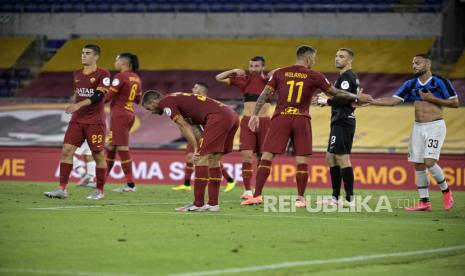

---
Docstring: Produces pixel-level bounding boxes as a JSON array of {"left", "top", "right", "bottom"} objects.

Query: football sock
[
  {"left": 253, "top": 160, "right": 272, "bottom": 197},
  {"left": 296, "top": 164, "right": 308, "bottom": 197},
  {"left": 329, "top": 166, "right": 341, "bottom": 200},
  {"left": 184, "top": 162, "right": 194, "bottom": 186},
  {"left": 242, "top": 162, "right": 253, "bottom": 190},
  {"left": 208, "top": 167, "right": 222, "bottom": 206}
]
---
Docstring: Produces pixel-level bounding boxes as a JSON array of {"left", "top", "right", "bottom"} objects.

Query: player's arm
[
  {"left": 325, "top": 85, "right": 371, "bottom": 102},
  {"left": 370, "top": 97, "right": 403, "bottom": 106},
  {"left": 191, "top": 124, "right": 203, "bottom": 140},
  {"left": 419, "top": 91, "right": 459, "bottom": 108},
  {"left": 65, "top": 89, "right": 105, "bottom": 114},
  {"left": 173, "top": 116, "right": 199, "bottom": 153},
  {"left": 215, "top": 69, "right": 245, "bottom": 84},
  {"left": 253, "top": 85, "right": 273, "bottom": 115}
]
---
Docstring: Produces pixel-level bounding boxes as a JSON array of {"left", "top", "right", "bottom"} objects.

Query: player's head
[
  {"left": 115, "top": 52, "right": 139, "bottom": 72},
  {"left": 249, "top": 56, "right": 266, "bottom": 73},
  {"left": 412, "top": 53, "right": 432, "bottom": 76},
  {"left": 335, "top": 48, "right": 354, "bottom": 69},
  {"left": 296, "top": 45, "right": 317, "bottom": 68},
  {"left": 81, "top": 44, "right": 100, "bottom": 66},
  {"left": 192, "top": 82, "right": 208, "bottom": 96},
  {"left": 142, "top": 90, "right": 163, "bottom": 114}
]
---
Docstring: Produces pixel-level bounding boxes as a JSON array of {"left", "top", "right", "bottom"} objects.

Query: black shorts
[{"left": 327, "top": 123, "right": 355, "bottom": 154}]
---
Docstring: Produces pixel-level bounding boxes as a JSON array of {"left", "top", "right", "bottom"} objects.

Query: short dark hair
[
  {"left": 142, "top": 90, "right": 162, "bottom": 104},
  {"left": 415, "top": 53, "right": 432, "bottom": 61},
  {"left": 195, "top": 82, "right": 209, "bottom": 90},
  {"left": 338, "top": 48, "right": 355, "bottom": 58},
  {"left": 83, "top": 44, "right": 101, "bottom": 55},
  {"left": 250, "top": 56, "right": 266, "bottom": 66},
  {"left": 296, "top": 45, "right": 316, "bottom": 59},
  {"left": 119, "top": 52, "right": 139, "bottom": 72}
]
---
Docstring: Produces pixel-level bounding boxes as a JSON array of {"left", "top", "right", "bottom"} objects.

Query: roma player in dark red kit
[
  {"left": 142, "top": 91, "right": 239, "bottom": 212},
  {"left": 216, "top": 56, "right": 273, "bottom": 198},
  {"left": 242, "top": 45, "right": 372, "bottom": 207},
  {"left": 105, "top": 53, "right": 142, "bottom": 192},
  {"left": 44, "top": 44, "right": 110, "bottom": 200}
]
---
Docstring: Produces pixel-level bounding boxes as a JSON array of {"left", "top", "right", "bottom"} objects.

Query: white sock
[
  {"left": 428, "top": 164, "right": 448, "bottom": 191},
  {"left": 73, "top": 156, "right": 86, "bottom": 177},
  {"left": 86, "top": 160, "right": 96, "bottom": 177},
  {"left": 416, "top": 170, "right": 430, "bottom": 199},
  {"left": 244, "top": 190, "right": 253, "bottom": 196}
]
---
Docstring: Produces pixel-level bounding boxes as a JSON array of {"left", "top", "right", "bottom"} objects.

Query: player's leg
[
  {"left": 423, "top": 120, "right": 453, "bottom": 210},
  {"left": 173, "top": 151, "right": 194, "bottom": 191},
  {"left": 291, "top": 117, "right": 313, "bottom": 207},
  {"left": 85, "top": 124, "right": 107, "bottom": 200},
  {"left": 44, "top": 121, "right": 83, "bottom": 198},
  {"left": 176, "top": 154, "right": 209, "bottom": 212},
  {"left": 221, "top": 162, "right": 236, "bottom": 192},
  {"left": 325, "top": 152, "right": 340, "bottom": 204},
  {"left": 76, "top": 142, "right": 96, "bottom": 188},
  {"left": 204, "top": 153, "right": 223, "bottom": 211},
  {"left": 112, "top": 145, "right": 136, "bottom": 192},
  {"left": 335, "top": 154, "right": 353, "bottom": 204},
  {"left": 106, "top": 142, "right": 117, "bottom": 176},
  {"left": 405, "top": 123, "right": 431, "bottom": 211},
  {"left": 238, "top": 117, "right": 256, "bottom": 195}
]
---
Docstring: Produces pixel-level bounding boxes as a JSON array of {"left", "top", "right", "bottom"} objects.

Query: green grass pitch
[{"left": 0, "top": 181, "right": 464, "bottom": 276}]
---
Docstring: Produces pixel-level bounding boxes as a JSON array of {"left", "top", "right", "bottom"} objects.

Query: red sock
[
  {"left": 296, "top": 164, "right": 309, "bottom": 197},
  {"left": 184, "top": 162, "right": 194, "bottom": 186},
  {"left": 96, "top": 167, "right": 107, "bottom": 192},
  {"left": 118, "top": 150, "right": 133, "bottom": 183},
  {"left": 254, "top": 160, "right": 272, "bottom": 197},
  {"left": 106, "top": 149, "right": 116, "bottom": 176},
  {"left": 208, "top": 167, "right": 222, "bottom": 206},
  {"left": 242, "top": 162, "right": 253, "bottom": 190},
  {"left": 220, "top": 163, "right": 234, "bottom": 183},
  {"left": 59, "top": 162, "right": 73, "bottom": 190},
  {"left": 193, "top": 166, "right": 209, "bottom": 207}
]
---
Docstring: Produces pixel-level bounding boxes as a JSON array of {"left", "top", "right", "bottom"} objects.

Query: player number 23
[
  {"left": 286, "top": 80, "right": 304, "bottom": 103},
  {"left": 91, "top": 134, "right": 103, "bottom": 144}
]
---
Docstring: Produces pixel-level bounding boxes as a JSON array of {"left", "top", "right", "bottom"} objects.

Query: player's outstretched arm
[
  {"left": 215, "top": 69, "right": 245, "bottom": 84},
  {"left": 65, "top": 90, "right": 105, "bottom": 113},
  {"left": 419, "top": 90, "right": 459, "bottom": 108},
  {"left": 174, "top": 116, "right": 199, "bottom": 154},
  {"left": 326, "top": 85, "right": 372, "bottom": 103},
  {"left": 371, "top": 97, "right": 402, "bottom": 106}
]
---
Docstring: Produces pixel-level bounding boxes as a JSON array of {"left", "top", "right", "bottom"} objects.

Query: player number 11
[{"left": 286, "top": 80, "right": 304, "bottom": 103}]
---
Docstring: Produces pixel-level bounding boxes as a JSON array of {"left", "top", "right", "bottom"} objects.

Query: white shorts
[
  {"left": 408, "top": 120, "right": 446, "bottom": 163},
  {"left": 75, "top": 141, "right": 92, "bottom": 156}
]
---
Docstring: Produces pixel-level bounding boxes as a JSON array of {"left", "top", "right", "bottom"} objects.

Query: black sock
[
  {"left": 341, "top": 167, "right": 354, "bottom": 202},
  {"left": 441, "top": 188, "right": 450, "bottom": 194},
  {"left": 127, "top": 182, "right": 135, "bottom": 188},
  {"left": 184, "top": 179, "right": 191, "bottom": 187},
  {"left": 420, "top": 197, "right": 430, "bottom": 203},
  {"left": 226, "top": 176, "right": 234, "bottom": 183},
  {"left": 329, "top": 166, "right": 341, "bottom": 200}
]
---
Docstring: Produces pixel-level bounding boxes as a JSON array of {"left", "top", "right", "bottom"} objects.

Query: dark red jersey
[
  {"left": 72, "top": 67, "right": 110, "bottom": 124},
  {"left": 158, "top": 92, "right": 235, "bottom": 125},
  {"left": 229, "top": 72, "right": 268, "bottom": 99},
  {"left": 107, "top": 71, "right": 142, "bottom": 116},
  {"left": 267, "top": 65, "right": 331, "bottom": 118}
]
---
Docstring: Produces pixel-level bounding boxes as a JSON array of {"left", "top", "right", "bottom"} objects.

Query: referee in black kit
[{"left": 314, "top": 48, "right": 359, "bottom": 205}]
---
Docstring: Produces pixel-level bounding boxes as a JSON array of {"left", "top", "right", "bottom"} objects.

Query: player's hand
[
  {"left": 248, "top": 115, "right": 259, "bottom": 132},
  {"left": 420, "top": 90, "right": 435, "bottom": 102},
  {"left": 312, "top": 94, "right": 328, "bottom": 106},
  {"left": 65, "top": 104, "right": 80, "bottom": 114},
  {"left": 233, "top": 69, "right": 246, "bottom": 76},
  {"left": 193, "top": 150, "right": 200, "bottom": 162},
  {"left": 356, "top": 88, "right": 373, "bottom": 103}
]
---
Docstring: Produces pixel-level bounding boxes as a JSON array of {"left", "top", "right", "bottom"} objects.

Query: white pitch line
[
  {"left": 1, "top": 244, "right": 464, "bottom": 276},
  {"left": 29, "top": 207, "right": 465, "bottom": 227},
  {"left": 164, "top": 244, "right": 465, "bottom": 276},
  {"left": 29, "top": 201, "right": 239, "bottom": 210}
]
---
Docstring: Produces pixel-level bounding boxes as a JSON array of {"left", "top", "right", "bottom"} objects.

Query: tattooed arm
[{"left": 252, "top": 86, "right": 274, "bottom": 116}]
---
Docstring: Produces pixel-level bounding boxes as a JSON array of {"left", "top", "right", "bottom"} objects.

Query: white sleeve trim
[{"left": 448, "top": 95, "right": 458, "bottom": 100}]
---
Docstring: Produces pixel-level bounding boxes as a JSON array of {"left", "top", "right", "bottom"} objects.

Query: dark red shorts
[
  {"left": 239, "top": 116, "right": 270, "bottom": 153},
  {"left": 108, "top": 115, "right": 135, "bottom": 146},
  {"left": 64, "top": 121, "right": 106, "bottom": 152},
  {"left": 199, "top": 113, "right": 239, "bottom": 155},
  {"left": 262, "top": 115, "right": 312, "bottom": 156}
]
